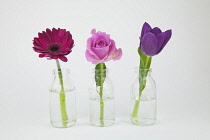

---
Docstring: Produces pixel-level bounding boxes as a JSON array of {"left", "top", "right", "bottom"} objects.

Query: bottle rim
[
  {"left": 134, "top": 67, "right": 152, "bottom": 72},
  {"left": 52, "top": 68, "right": 70, "bottom": 74},
  {"left": 92, "top": 68, "right": 109, "bottom": 73}
]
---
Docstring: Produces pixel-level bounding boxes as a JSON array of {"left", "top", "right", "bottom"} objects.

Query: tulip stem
[
  {"left": 56, "top": 59, "right": 68, "bottom": 127},
  {"left": 131, "top": 49, "right": 152, "bottom": 121}
]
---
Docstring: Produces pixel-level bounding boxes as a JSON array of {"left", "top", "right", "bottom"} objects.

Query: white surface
[{"left": 0, "top": 0, "right": 210, "bottom": 140}]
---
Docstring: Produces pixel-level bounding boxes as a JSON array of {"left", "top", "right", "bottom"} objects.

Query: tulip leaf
[
  {"left": 95, "top": 63, "right": 106, "bottom": 87},
  {"left": 138, "top": 48, "right": 152, "bottom": 69}
]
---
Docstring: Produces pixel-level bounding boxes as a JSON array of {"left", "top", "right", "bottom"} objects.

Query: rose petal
[
  {"left": 92, "top": 46, "right": 109, "bottom": 59},
  {"left": 140, "top": 32, "right": 158, "bottom": 56},
  {"left": 85, "top": 50, "right": 100, "bottom": 64},
  {"left": 108, "top": 40, "right": 116, "bottom": 56},
  {"left": 86, "top": 38, "right": 101, "bottom": 60},
  {"left": 113, "top": 48, "right": 122, "bottom": 61},
  {"left": 91, "top": 29, "right": 96, "bottom": 35}
]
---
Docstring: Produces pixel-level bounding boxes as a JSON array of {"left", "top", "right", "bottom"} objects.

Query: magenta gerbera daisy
[{"left": 33, "top": 28, "right": 74, "bottom": 62}]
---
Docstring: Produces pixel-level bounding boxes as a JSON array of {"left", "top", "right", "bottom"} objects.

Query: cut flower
[
  {"left": 33, "top": 28, "right": 74, "bottom": 62},
  {"left": 140, "top": 22, "right": 172, "bottom": 56}
]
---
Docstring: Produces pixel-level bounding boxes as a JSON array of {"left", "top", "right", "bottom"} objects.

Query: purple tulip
[{"left": 140, "top": 22, "right": 172, "bottom": 56}]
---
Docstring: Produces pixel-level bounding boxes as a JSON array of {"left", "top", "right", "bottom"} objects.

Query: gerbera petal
[
  {"left": 46, "top": 28, "right": 52, "bottom": 39},
  {"left": 42, "top": 30, "right": 52, "bottom": 44},
  {"left": 52, "top": 28, "right": 59, "bottom": 43},
  {"left": 33, "top": 47, "right": 47, "bottom": 53},
  {"left": 62, "top": 39, "right": 74, "bottom": 52},
  {"left": 61, "top": 31, "right": 70, "bottom": 45},
  {"left": 58, "top": 55, "right": 68, "bottom": 62},
  {"left": 38, "top": 33, "right": 49, "bottom": 47},
  {"left": 33, "top": 38, "right": 44, "bottom": 48},
  {"left": 57, "top": 29, "right": 66, "bottom": 43}
]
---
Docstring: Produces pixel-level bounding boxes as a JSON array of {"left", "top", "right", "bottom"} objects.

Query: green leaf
[
  {"left": 138, "top": 48, "right": 152, "bottom": 69},
  {"left": 95, "top": 63, "right": 106, "bottom": 86}
]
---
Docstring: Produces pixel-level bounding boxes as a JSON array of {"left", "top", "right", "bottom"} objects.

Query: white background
[{"left": 0, "top": 0, "right": 210, "bottom": 139}]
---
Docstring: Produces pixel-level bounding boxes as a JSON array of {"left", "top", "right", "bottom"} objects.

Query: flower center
[
  {"left": 47, "top": 43, "right": 62, "bottom": 54},
  {"left": 98, "top": 41, "right": 104, "bottom": 46},
  {"left": 50, "top": 46, "right": 59, "bottom": 51}
]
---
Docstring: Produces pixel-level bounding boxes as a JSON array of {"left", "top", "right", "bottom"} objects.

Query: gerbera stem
[{"left": 56, "top": 59, "right": 68, "bottom": 127}]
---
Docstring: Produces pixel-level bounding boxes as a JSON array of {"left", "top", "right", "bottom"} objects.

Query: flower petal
[
  {"left": 113, "top": 48, "right": 122, "bottom": 61},
  {"left": 85, "top": 50, "right": 100, "bottom": 64},
  {"left": 92, "top": 46, "right": 109, "bottom": 59},
  {"left": 33, "top": 47, "right": 47, "bottom": 53},
  {"left": 108, "top": 40, "right": 116, "bottom": 56},
  {"left": 58, "top": 55, "right": 68, "bottom": 62},
  {"left": 156, "top": 30, "right": 172, "bottom": 54},
  {"left": 140, "top": 32, "right": 158, "bottom": 56},
  {"left": 91, "top": 29, "right": 96, "bottom": 35},
  {"left": 141, "top": 22, "right": 152, "bottom": 38},
  {"left": 38, "top": 33, "right": 49, "bottom": 47},
  {"left": 150, "top": 27, "right": 162, "bottom": 36}
]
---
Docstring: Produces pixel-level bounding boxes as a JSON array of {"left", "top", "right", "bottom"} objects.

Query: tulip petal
[
  {"left": 162, "top": 30, "right": 172, "bottom": 48},
  {"left": 156, "top": 32, "right": 166, "bottom": 54},
  {"left": 151, "top": 27, "right": 162, "bottom": 36},
  {"left": 156, "top": 30, "right": 172, "bottom": 54},
  {"left": 141, "top": 22, "right": 152, "bottom": 38},
  {"left": 140, "top": 32, "right": 158, "bottom": 56}
]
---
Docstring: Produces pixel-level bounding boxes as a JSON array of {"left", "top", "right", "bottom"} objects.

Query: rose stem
[
  {"left": 56, "top": 59, "right": 68, "bottom": 127},
  {"left": 99, "top": 63, "right": 105, "bottom": 125}
]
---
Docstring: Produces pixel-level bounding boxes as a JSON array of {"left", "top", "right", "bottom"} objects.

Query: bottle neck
[
  {"left": 52, "top": 68, "right": 70, "bottom": 77},
  {"left": 93, "top": 69, "right": 109, "bottom": 76},
  {"left": 135, "top": 68, "right": 152, "bottom": 75}
]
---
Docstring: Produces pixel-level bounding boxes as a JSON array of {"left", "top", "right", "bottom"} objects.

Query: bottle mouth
[
  {"left": 92, "top": 68, "right": 109, "bottom": 74},
  {"left": 52, "top": 68, "right": 70, "bottom": 74},
  {"left": 134, "top": 67, "right": 152, "bottom": 73}
]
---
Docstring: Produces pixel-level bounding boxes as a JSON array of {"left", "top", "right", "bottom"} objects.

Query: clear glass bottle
[
  {"left": 49, "top": 68, "right": 76, "bottom": 128},
  {"left": 130, "top": 68, "right": 156, "bottom": 126},
  {"left": 89, "top": 68, "right": 115, "bottom": 127}
]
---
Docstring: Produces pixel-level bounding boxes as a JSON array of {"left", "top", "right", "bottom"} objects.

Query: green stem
[
  {"left": 96, "top": 63, "right": 106, "bottom": 126},
  {"left": 56, "top": 59, "right": 68, "bottom": 127},
  {"left": 131, "top": 50, "right": 152, "bottom": 119}
]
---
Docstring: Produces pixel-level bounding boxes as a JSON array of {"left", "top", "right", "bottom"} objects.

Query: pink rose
[{"left": 85, "top": 29, "right": 122, "bottom": 64}]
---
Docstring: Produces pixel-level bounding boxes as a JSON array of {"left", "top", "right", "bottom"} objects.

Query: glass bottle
[
  {"left": 89, "top": 68, "right": 115, "bottom": 127},
  {"left": 130, "top": 68, "right": 156, "bottom": 126},
  {"left": 49, "top": 68, "right": 76, "bottom": 128}
]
